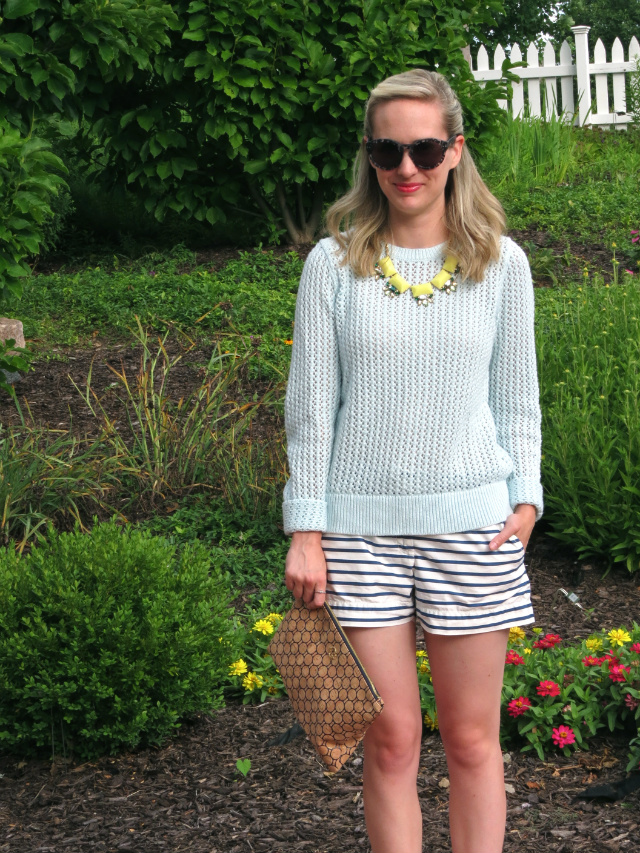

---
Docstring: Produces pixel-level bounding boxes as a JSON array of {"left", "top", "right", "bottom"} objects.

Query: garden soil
[{"left": 2, "top": 243, "right": 640, "bottom": 851}]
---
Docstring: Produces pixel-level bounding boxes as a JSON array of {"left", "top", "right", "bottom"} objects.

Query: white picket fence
[{"left": 470, "top": 25, "right": 640, "bottom": 127}]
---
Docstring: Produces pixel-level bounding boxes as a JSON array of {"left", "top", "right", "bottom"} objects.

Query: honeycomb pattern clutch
[{"left": 267, "top": 600, "right": 384, "bottom": 773}]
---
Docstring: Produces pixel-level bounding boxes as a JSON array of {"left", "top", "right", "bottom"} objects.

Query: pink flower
[
  {"left": 552, "top": 725, "right": 576, "bottom": 747},
  {"left": 582, "top": 655, "right": 604, "bottom": 667},
  {"left": 506, "top": 650, "right": 525, "bottom": 665},
  {"left": 631, "top": 230, "right": 639, "bottom": 243},
  {"left": 624, "top": 694, "right": 639, "bottom": 710},
  {"left": 533, "top": 633, "right": 562, "bottom": 650},
  {"left": 537, "top": 680, "right": 561, "bottom": 697},
  {"left": 508, "top": 696, "right": 532, "bottom": 717},
  {"left": 630, "top": 643, "right": 640, "bottom": 654},
  {"left": 608, "top": 663, "right": 631, "bottom": 683}
]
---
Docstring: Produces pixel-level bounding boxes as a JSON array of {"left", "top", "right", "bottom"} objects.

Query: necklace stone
[{"left": 374, "top": 248, "right": 459, "bottom": 306}]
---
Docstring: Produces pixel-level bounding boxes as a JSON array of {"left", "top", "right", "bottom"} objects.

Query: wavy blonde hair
[{"left": 325, "top": 69, "right": 505, "bottom": 282}]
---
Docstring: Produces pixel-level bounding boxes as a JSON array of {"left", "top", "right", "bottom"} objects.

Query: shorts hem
[{"left": 419, "top": 613, "right": 536, "bottom": 636}]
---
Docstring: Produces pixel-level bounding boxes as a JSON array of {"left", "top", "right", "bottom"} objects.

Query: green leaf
[
  {"left": 137, "top": 114, "right": 155, "bottom": 132},
  {"left": 69, "top": 46, "right": 88, "bottom": 70},
  {"left": 244, "top": 160, "right": 267, "bottom": 174},
  {"left": 3, "top": 0, "right": 41, "bottom": 19},
  {"left": 48, "top": 22, "right": 66, "bottom": 44},
  {"left": 157, "top": 161, "right": 173, "bottom": 180},
  {"left": 1, "top": 33, "right": 34, "bottom": 54}
]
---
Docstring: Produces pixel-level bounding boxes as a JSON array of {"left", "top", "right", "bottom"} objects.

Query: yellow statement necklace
[{"left": 374, "top": 245, "right": 459, "bottom": 306}]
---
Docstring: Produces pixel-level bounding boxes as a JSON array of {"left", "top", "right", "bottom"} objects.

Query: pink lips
[{"left": 395, "top": 183, "right": 422, "bottom": 193}]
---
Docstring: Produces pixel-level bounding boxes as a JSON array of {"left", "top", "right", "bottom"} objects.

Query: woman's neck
[{"left": 387, "top": 211, "right": 448, "bottom": 249}]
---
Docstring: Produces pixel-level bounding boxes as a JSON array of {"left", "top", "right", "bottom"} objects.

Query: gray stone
[{"left": 0, "top": 317, "right": 26, "bottom": 385}]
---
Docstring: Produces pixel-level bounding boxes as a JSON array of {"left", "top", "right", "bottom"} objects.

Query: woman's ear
[{"left": 450, "top": 135, "right": 464, "bottom": 169}]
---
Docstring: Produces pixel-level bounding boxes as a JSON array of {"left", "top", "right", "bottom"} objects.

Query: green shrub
[
  {"left": 0, "top": 521, "right": 236, "bottom": 759},
  {"left": 536, "top": 278, "right": 640, "bottom": 571}
]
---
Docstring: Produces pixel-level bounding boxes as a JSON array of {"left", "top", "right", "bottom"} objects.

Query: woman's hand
[
  {"left": 285, "top": 531, "right": 327, "bottom": 609},
  {"left": 489, "top": 504, "right": 537, "bottom": 552}
]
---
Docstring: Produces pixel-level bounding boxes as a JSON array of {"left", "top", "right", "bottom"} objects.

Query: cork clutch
[{"left": 267, "top": 600, "right": 384, "bottom": 773}]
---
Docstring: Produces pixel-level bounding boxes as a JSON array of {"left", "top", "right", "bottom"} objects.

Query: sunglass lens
[
  {"left": 369, "top": 140, "right": 402, "bottom": 169},
  {"left": 411, "top": 140, "right": 444, "bottom": 169}
]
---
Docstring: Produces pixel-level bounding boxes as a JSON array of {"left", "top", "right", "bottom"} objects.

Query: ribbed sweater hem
[{"left": 323, "top": 481, "right": 513, "bottom": 536}]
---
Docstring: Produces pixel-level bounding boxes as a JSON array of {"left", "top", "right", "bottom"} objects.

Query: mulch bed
[
  {"left": 2, "top": 532, "right": 640, "bottom": 853},
  {"left": 2, "top": 242, "right": 640, "bottom": 850}
]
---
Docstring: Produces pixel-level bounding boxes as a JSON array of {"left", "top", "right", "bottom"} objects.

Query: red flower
[
  {"left": 630, "top": 643, "right": 640, "bottom": 654},
  {"left": 506, "top": 650, "right": 525, "bottom": 665},
  {"left": 603, "top": 652, "right": 620, "bottom": 662},
  {"left": 533, "top": 633, "right": 562, "bottom": 650},
  {"left": 624, "top": 694, "right": 639, "bottom": 710},
  {"left": 552, "top": 725, "right": 576, "bottom": 747},
  {"left": 508, "top": 697, "right": 532, "bottom": 717},
  {"left": 537, "top": 680, "right": 561, "bottom": 697},
  {"left": 582, "top": 655, "right": 604, "bottom": 667},
  {"left": 608, "top": 663, "right": 631, "bottom": 683}
]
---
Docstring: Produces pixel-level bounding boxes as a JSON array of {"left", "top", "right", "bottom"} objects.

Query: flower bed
[{"left": 226, "top": 618, "right": 640, "bottom": 770}]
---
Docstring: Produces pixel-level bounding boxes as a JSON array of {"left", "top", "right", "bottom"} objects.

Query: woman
[{"left": 283, "top": 69, "right": 542, "bottom": 853}]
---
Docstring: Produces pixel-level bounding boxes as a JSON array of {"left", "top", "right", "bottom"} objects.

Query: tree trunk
[{"left": 276, "top": 182, "right": 324, "bottom": 244}]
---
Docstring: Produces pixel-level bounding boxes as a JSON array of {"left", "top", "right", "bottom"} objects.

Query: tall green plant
[
  {"left": 0, "top": 126, "right": 66, "bottom": 387},
  {"left": 0, "top": 127, "right": 65, "bottom": 301},
  {"left": 91, "top": 0, "right": 507, "bottom": 243},
  {"left": 0, "top": 0, "right": 177, "bottom": 133},
  {"left": 536, "top": 278, "right": 640, "bottom": 572}
]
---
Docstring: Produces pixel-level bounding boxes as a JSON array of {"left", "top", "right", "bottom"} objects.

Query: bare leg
[
  {"left": 344, "top": 621, "right": 423, "bottom": 853},
  {"left": 424, "top": 629, "right": 509, "bottom": 853}
]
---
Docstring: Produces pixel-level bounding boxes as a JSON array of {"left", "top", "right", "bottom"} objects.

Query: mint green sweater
[{"left": 283, "top": 237, "right": 543, "bottom": 536}]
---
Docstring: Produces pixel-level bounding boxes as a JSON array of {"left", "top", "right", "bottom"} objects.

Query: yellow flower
[
  {"left": 266, "top": 613, "right": 283, "bottom": 624},
  {"left": 252, "top": 619, "right": 275, "bottom": 635},
  {"left": 423, "top": 711, "right": 439, "bottom": 731},
  {"left": 523, "top": 648, "right": 532, "bottom": 655},
  {"left": 608, "top": 628, "right": 632, "bottom": 647},
  {"left": 419, "top": 662, "right": 430, "bottom": 674},
  {"left": 229, "top": 659, "right": 248, "bottom": 676},
  {"left": 242, "top": 672, "right": 264, "bottom": 692},
  {"left": 416, "top": 650, "right": 427, "bottom": 658},
  {"left": 585, "top": 637, "right": 603, "bottom": 652},
  {"left": 509, "top": 627, "right": 526, "bottom": 644}
]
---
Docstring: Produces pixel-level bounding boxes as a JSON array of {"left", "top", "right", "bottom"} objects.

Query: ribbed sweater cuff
[
  {"left": 507, "top": 477, "right": 544, "bottom": 520},
  {"left": 282, "top": 499, "right": 326, "bottom": 535},
  {"left": 325, "top": 482, "right": 513, "bottom": 536}
]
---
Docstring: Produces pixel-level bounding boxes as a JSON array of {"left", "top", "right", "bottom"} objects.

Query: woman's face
[{"left": 367, "top": 98, "right": 464, "bottom": 229}]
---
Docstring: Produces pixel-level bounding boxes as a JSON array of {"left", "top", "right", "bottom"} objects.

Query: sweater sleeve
[
  {"left": 488, "top": 241, "right": 544, "bottom": 519},
  {"left": 282, "top": 242, "right": 341, "bottom": 534}
]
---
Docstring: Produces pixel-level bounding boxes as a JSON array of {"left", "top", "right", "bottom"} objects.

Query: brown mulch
[{"left": 1, "top": 532, "right": 640, "bottom": 853}]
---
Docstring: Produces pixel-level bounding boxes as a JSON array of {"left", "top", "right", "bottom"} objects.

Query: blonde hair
[{"left": 325, "top": 69, "right": 505, "bottom": 282}]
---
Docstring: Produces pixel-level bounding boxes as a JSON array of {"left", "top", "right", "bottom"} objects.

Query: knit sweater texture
[{"left": 282, "top": 236, "right": 543, "bottom": 536}]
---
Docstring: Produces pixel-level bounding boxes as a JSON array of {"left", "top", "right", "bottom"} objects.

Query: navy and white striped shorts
[{"left": 321, "top": 524, "right": 535, "bottom": 635}]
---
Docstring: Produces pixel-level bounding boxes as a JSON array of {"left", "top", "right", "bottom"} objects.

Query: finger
[
  {"left": 309, "top": 590, "right": 327, "bottom": 610},
  {"left": 489, "top": 525, "right": 518, "bottom": 551},
  {"left": 302, "top": 581, "right": 317, "bottom": 604}
]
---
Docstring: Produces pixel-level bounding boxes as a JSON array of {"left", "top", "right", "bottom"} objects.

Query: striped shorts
[{"left": 321, "top": 523, "right": 535, "bottom": 635}]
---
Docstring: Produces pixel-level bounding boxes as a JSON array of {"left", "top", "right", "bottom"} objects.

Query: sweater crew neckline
[{"left": 385, "top": 242, "right": 448, "bottom": 262}]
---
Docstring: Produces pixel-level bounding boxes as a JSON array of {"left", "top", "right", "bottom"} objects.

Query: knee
[
  {"left": 365, "top": 711, "right": 422, "bottom": 776},
  {"left": 440, "top": 725, "right": 498, "bottom": 772}
]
